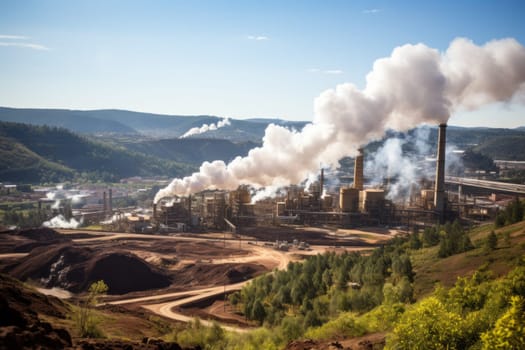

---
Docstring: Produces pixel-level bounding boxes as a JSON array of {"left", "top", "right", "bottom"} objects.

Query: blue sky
[{"left": 0, "top": 0, "right": 524, "bottom": 127}]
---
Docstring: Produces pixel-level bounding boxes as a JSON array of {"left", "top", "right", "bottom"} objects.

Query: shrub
[{"left": 74, "top": 280, "right": 108, "bottom": 338}]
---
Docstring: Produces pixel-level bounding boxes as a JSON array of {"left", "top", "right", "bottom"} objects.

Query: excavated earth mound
[
  {"left": 6, "top": 244, "right": 171, "bottom": 294},
  {"left": 0, "top": 227, "right": 71, "bottom": 253},
  {"left": 0, "top": 273, "right": 72, "bottom": 349},
  {"left": 0, "top": 274, "right": 194, "bottom": 350},
  {"left": 171, "top": 262, "right": 266, "bottom": 287}
]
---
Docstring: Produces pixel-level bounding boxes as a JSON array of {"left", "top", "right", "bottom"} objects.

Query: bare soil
[{"left": 239, "top": 226, "right": 383, "bottom": 247}]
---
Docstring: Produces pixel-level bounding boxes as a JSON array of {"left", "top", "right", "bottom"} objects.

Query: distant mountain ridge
[
  {"left": 0, "top": 121, "right": 194, "bottom": 183},
  {"left": 0, "top": 107, "right": 309, "bottom": 141}
]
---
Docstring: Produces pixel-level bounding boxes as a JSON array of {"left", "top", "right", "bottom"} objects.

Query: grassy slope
[
  {"left": 412, "top": 220, "right": 525, "bottom": 298},
  {"left": 0, "top": 136, "right": 75, "bottom": 182}
]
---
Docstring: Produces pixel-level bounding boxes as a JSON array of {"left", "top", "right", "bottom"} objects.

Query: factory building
[{"left": 149, "top": 123, "right": 464, "bottom": 233}]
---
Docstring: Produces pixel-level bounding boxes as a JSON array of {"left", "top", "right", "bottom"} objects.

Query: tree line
[{"left": 233, "top": 235, "right": 415, "bottom": 329}]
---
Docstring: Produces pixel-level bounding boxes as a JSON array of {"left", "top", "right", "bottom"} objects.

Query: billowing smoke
[
  {"left": 156, "top": 37, "right": 525, "bottom": 203},
  {"left": 364, "top": 127, "right": 457, "bottom": 202},
  {"left": 366, "top": 137, "right": 422, "bottom": 201},
  {"left": 43, "top": 215, "right": 82, "bottom": 229},
  {"left": 180, "top": 117, "right": 231, "bottom": 138}
]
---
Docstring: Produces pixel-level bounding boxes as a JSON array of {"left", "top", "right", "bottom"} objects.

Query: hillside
[
  {"left": 0, "top": 106, "right": 308, "bottom": 141},
  {"left": 473, "top": 135, "right": 525, "bottom": 160},
  {"left": 0, "top": 121, "right": 193, "bottom": 183},
  {"left": 0, "top": 137, "right": 74, "bottom": 183},
  {"left": 120, "top": 138, "right": 260, "bottom": 164},
  {"left": 1, "top": 107, "right": 524, "bottom": 160},
  {"left": 0, "top": 107, "right": 137, "bottom": 135}
]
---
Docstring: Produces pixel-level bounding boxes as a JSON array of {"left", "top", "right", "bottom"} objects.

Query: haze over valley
[{"left": 1, "top": 1, "right": 525, "bottom": 349}]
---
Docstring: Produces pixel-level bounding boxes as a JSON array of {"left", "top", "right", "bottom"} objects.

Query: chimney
[
  {"left": 103, "top": 191, "right": 107, "bottom": 213},
  {"left": 153, "top": 203, "right": 157, "bottom": 219},
  {"left": 434, "top": 123, "right": 447, "bottom": 219},
  {"left": 353, "top": 148, "right": 364, "bottom": 190},
  {"left": 108, "top": 188, "right": 113, "bottom": 213},
  {"left": 188, "top": 195, "right": 192, "bottom": 226},
  {"left": 320, "top": 168, "right": 324, "bottom": 210},
  {"left": 320, "top": 168, "right": 324, "bottom": 195}
]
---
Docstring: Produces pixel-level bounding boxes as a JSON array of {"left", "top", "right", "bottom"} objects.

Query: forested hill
[
  {"left": 119, "top": 138, "right": 259, "bottom": 164},
  {"left": 0, "top": 121, "right": 194, "bottom": 183},
  {"left": 0, "top": 107, "right": 308, "bottom": 141}
]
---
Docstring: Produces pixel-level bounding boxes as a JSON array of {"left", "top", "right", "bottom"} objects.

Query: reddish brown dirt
[
  {"left": 284, "top": 332, "right": 386, "bottom": 350},
  {"left": 5, "top": 244, "right": 171, "bottom": 294},
  {"left": 285, "top": 339, "right": 347, "bottom": 350},
  {"left": 0, "top": 273, "right": 196, "bottom": 350},
  {"left": 0, "top": 227, "right": 71, "bottom": 253},
  {"left": 0, "top": 273, "right": 72, "bottom": 349},
  {"left": 170, "top": 263, "right": 266, "bottom": 289},
  {"left": 75, "top": 237, "right": 248, "bottom": 261},
  {"left": 239, "top": 226, "right": 377, "bottom": 247},
  {"left": 176, "top": 294, "right": 255, "bottom": 328},
  {"left": 3, "top": 228, "right": 267, "bottom": 296}
]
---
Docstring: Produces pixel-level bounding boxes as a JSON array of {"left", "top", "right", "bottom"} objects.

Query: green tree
[
  {"left": 252, "top": 299, "right": 266, "bottom": 325},
  {"left": 485, "top": 230, "right": 498, "bottom": 253},
  {"left": 387, "top": 297, "right": 465, "bottom": 350},
  {"left": 75, "top": 280, "right": 108, "bottom": 338},
  {"left": 422, "top": 226, "right": 440, "bottom": 247},
  {"left": 481, "top": 296, "right": 525, "bottom": 349},
  {"left": 280, "top": 316, "right": 304, "bottom": 342},
  {"left": 228, "top": 292, "right": 240, "bottom": 311},
  {"left": 409, "top": 230, "right": 422, "bottom": 250}
]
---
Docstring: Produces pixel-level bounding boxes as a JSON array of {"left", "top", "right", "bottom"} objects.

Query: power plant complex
[
  {"left": 149, "top": 123, "right": 457, "bottom": 233},
  {"left": 37, "top": 121, "right": 523, "bottom": 234}
]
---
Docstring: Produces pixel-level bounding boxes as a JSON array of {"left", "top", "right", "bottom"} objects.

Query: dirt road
[
  {"left": 106, "top": 238, "right": 292, "bottom": 333},
  {"left": 63, "top": 228, "right": 381, "bottom": 332}
]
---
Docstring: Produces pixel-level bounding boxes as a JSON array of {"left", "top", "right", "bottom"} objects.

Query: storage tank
[
  {"left": 359, "top": 189, "right": 385, "bottom": 213},
  {"left": 340, "top": 187, "right": 359, "bottom": 213},
  {"left": 276, "top": 202, "right": 286, "bottom": 216},
  {"left": 323, "top": 195, "right": 333, "bottom": 210}
]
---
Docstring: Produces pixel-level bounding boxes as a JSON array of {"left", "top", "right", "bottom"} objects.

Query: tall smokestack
[
  {"left": 108, "top": 188, "right": 113, "bottom": 214},
  {"left": 320, "top": 168, "right": 324, "bottom": 210},
  {"left": 353, "top": 148, "right": 364, "bottom": 190},
  {"left": 434, "top": 123, "right": 447, "bottom": 219},
  {"left": 103, "top": 191, "right": 107, "bottom": 213},
  {"left": 320, "top": 168, "right": 324, "bottom": 195}
]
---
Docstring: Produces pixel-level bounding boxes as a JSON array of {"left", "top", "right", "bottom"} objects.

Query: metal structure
[{"left": 434, "top": 123, "right": 447, "bottom": 221}]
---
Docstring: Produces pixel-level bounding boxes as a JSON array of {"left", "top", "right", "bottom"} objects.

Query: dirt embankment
[
  {"left": 5, "top": 244, "right": 171, "bottom": 295},
  {"left": 171, "top": 263, "right": 265, "bottom": 289},
  {"left": 0, "top": 273, "right": 199, "bottom": 350},
  {"left": 0, "top": 273, "right": 72, "bottom": 349},
  {"left": 0, "top": 227, "right": 71, "bottom": 253},
  {"left": 284, "top": 332, "right": 386, "bottom": 350},
  {"left": 239, "top": 226, "right": 378, "bottom": 247}
]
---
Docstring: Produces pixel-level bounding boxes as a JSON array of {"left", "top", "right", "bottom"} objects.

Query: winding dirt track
[
  {"left": 62, "top": 230, "right": 293, "bottom": 332},
  {"left": 60, "top": 229, "right": 383, "bottom": 333},
  {"left": 111, "top": 242, "right": 291, "bottom": 332}
]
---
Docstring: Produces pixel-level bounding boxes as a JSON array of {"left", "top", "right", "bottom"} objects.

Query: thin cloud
[
  {"left": 0, "top": 42, "right": 50, "bottom": 50},
  {"left": 247, "top": 35, "right": 269, "bottom": 41},
  {"left": 363, "top": 8, "right": 382, "bottom": 14},
  {"left": 0, "top": 34, "right": 29, "bottom": 40},
  {"left": 308, "top": 68, "right": 344, "bottom": 75},
  {"left": 324, "top": 69, "right": 344, "bottom": 75}
]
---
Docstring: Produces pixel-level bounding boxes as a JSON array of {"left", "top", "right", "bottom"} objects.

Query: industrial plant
[
  {"left": 146, "top": 123, "right": 524, "bottom": 234},
  {"left": 28, "top": 121, "right": 524, "bottom": 235}
]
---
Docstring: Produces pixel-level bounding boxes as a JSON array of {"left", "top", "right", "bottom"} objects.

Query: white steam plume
[
  {"left": 43, "top": 215, "right": 82, "bottom": 229},
  {"left": 180, "top": 117, "right": 231, "bottom": 138},
  {"left": 156, "top": 37, "right": 525, "bottom": 203}
]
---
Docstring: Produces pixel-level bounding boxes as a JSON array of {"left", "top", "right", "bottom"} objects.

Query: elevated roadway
[{"left": 445, "top": 176, "right": 525, "bottom": 195}]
